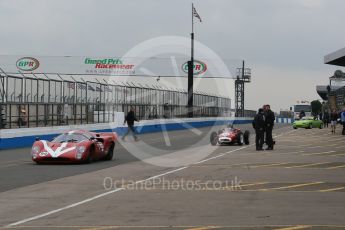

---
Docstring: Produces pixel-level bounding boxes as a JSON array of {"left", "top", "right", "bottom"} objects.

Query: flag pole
[
  {"left": 192, "top": 2, "right": 194, "bottom": 34},
  {"left": 188, "top": 3, "right": 194, "bottom": 118}
]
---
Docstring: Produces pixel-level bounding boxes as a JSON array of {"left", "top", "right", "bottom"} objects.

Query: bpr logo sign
[
  {"left": 182, "top": 60, "right": 207, "bottom": 75},
  {"left": 16, "top": 57, "right": 40, "bottom": 71}
]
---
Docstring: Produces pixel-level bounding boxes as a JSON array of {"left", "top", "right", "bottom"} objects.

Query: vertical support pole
[
  {"left": 188, "top": 3, "right": 195, "bottom": 118},
  {"left": 235, "top": 61, "right": 245, "bottom": 117}
]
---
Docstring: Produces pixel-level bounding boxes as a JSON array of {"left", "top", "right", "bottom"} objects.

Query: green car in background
[{"left": 293, "top": 117, "right": 324, "bottom": 129}]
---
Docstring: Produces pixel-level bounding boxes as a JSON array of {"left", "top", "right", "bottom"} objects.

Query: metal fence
[{"left": 0, "top": 71, "right": 231, "bottom": 129}]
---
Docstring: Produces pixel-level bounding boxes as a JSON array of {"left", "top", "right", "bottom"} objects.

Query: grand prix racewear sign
[
  {"left": 84, "top": 58, "right": 135, "bottom": 75},
  {"left": 0, "top": 55, "right": 236, "bottom": 79}
]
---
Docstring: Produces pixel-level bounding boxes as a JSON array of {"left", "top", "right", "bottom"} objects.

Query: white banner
[{"left": 0, "top": 55, "right": 240, "bottom": 79}]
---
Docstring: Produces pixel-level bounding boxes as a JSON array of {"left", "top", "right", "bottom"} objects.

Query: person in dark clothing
[
  {"left": 330, "top": 109, "right": 338, "bottom": 133},
  {"left": 264, "top": 104, "right": 275, "bottom": 150},
  {"left": 122, "top": 107, "right": 139, "bottom": 141},
  {"left": 253, "top": 108, "right": 265, "bottom": 151},
  {"left": 341, "top": 108, "right": 345, "bottom": 135},
  {"left": 299, "top": 110, "right": 306, "bottom": 120},
  {"left": 323, "top": 111, "right": 330, "bottom": 128}
]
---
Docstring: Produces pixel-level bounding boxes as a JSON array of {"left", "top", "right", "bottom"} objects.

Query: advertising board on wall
[{"left": 0, "top": 55, "right": 236, "bottom": 79}]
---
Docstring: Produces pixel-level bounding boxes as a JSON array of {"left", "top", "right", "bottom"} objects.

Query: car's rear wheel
[
  {"left": 237, "top": 133, "right": 244, "bottom": 146},
  {"left": 210, "top": 132, "right": 218, "bottom": 146},
  {"left": 104, "top": 142, "right": 115, "bottom": 161},
  {"left": 244, "top": 131, "right": 250, "bottom": 145},
  {"left": 293, "top": 126, "right": 297, "bottom": 129},
  {"left": 319, "top": 124, "right": 323, "bottom": 129}
]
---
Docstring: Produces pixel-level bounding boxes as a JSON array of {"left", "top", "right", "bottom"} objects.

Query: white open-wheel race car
[{"left": 210, "top": 125, "right": 250, "bottom": 146}]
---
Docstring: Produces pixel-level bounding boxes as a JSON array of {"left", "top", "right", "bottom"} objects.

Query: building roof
[
  {"left": 324, "top": 47, "right": 345, "bottom": 67},
  {"left": 316, "top": 85, "right": 343, "bottom": 100}
]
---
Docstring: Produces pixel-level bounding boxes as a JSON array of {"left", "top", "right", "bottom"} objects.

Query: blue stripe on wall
[{"left": 0, "top": 119, "right": 253, "bottom": 150}]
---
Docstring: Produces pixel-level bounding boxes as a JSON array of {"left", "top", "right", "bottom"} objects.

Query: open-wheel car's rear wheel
[{"left": 244, "top": 130, "right": 250, "bottom": 145}]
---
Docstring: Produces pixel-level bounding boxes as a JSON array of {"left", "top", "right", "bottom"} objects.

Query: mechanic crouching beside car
[{"left": 253, "top": 108, "right": 266, "bottom": 151}]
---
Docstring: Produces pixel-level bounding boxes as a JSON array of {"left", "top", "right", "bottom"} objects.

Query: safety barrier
[
  {"left": 276, "top": 117, "right": 293, "bottom": 124},
  {"left": 0, "top": 117, "right": 253, "bottom": 150}
]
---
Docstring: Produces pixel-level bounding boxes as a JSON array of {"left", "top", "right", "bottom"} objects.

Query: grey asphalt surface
[
  {"left": 1, "top": 124, "right": 345, "bottom": 230},
  {"left": 0, "top": 124, "right": 256, "bottom": 192}
]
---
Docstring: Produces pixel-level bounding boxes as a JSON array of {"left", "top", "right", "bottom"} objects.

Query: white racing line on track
[{"left": 5, "top": 127, "right": 295, "bottom": 228}]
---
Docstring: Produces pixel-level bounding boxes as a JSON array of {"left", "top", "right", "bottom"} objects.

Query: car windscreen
[
  {"left": 52, "top": 133, "right": 89, "bottom": 143},
  {"left": 301, "top": 117, "right": 313, "bottom": 120}
]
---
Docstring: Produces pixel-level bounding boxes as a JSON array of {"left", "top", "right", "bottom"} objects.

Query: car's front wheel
[
  {"left": 210, "top": 132, "right": 218, "bottom": 146},
  {"left": 308, "top": 123, "right": 313, "bottom": 129},
  {"left": 85, "top": 145, "right": 95, "bottom": 164},
  {"left": 237, "top": 133, "right": 244, "bottom": 146}
]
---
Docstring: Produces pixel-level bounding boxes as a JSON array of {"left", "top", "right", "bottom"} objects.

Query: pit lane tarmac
[{"left": 1, "top": 124, "right": 345, "bottom": 229}]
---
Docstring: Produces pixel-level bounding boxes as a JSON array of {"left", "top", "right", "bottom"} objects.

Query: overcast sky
[{"left": 1, "top": 0, "right": 345, "bottom": 112}]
